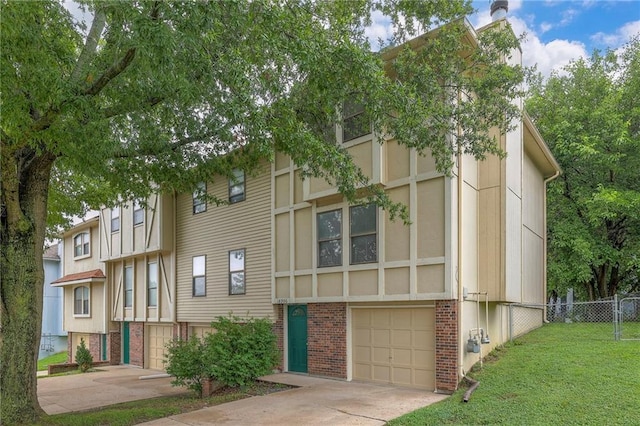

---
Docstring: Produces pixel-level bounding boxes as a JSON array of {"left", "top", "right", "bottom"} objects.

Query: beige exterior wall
[
  {"left": 274, "top": 136, "right": 452, "bottom": 304},
  {"left": 63, "top": 219, "right": 102, "bottom": 275},
  {"left": 176, "top": 162, "right": 274, "bottom": 321},
  {"left": 62, "top": 281, "right": 108, "bottom": 334}
]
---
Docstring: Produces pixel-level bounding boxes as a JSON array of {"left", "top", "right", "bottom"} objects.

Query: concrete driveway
[
  {"left": 38, "top": 366, "right": 448, "bottom": 424},
  {"left": 139, "top": 374, "right": 448, "bottom": 425},
  {"left": 38, "top": 365, "right": 188, "bottom": 415}
]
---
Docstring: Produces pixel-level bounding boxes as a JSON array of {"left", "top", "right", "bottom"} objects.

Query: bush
[
  {"left": 203, "top": 315, "right": 279, "bottom": 387},
  {"left": 75, "top": 338, "right": 93, "bottom": 372},
  {"left": 164, "top": 336, "right": 207, "bottom": 397}
]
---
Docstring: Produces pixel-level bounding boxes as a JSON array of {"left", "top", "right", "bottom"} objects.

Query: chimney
[{"left": 490, "top": 0, "right": 508, "bottom": 21}]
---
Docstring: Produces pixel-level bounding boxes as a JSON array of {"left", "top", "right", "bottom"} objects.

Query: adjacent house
[
  {"left": 53, "top": 11, "right": 559, "bottom": 393},
  {"left": 39, "top": 243, "right": 66, "bottom": 359}
]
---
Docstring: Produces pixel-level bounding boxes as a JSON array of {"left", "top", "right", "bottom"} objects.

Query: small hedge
[{"left": 165, "top": 315, "right": 279, "bottom": 397}]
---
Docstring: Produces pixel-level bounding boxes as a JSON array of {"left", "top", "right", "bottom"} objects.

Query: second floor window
[
  {"left": 350, "top": 204, "right": 377, "bottom": 264},
  {"left": 147, "top": 262, "right": 158, "bottom": 307},
  {"left": 124, "top": 266, "right": 133, "bottom": 308},
  {"left": 193, "top": 182, "right": 207, "bottom": 214},
  {"left": 73, "top": 286, "right": 90, "bottom": 316},
  {"left": 318, "top": 209, "right": 342, "bottom": 267},
  {"left": 133, "top": 201, "right": 144, "bottom": 226},
  {"left": 193, "top": 255, "right": 206, "bottom": 297},
  {"left": 342, "top": 100, "right": 370, "bottom": 142},
  {"left": 73, "top": 232, "right": 90, "bottom": 258},
  {"left": 229, "top": 249, "right": 245, "bottom": 295},
  {"left": 111, "top": 207, "right": 120, "bottom": 232},
  {"left": 229, "top": 169, "right": 245, "bottom": 203}
]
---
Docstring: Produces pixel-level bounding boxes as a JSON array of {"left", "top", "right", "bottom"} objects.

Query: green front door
[
  {"left": 122, "top": 322, "right": 130, "bottom": 364},
  {"left": 288, "top": 305, "right": 308, "bottom": 373}
]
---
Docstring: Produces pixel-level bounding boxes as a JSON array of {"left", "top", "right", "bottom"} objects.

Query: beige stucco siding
[
  {"left": 176, "top": 163, "right": 273, "bottom": 321},
  {"left": 62, "top": 282, "right": 108, "bottom": 334},
  {"left": 64, "top": 222, "right": 102, "bottom": 275}
]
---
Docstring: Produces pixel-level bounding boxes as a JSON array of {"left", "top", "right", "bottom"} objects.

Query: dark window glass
[
  {"left": 350, "top": 204, "right": 377, "bottom": 264},
  {"left": 318, "top": 210, "right": 342, "bottom": 267},
  {"left": 229, "top": 170, "right": 245, "bottom": 203}
]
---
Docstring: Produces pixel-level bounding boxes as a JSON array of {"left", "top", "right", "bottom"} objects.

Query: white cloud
[
  {"left": 591, "top": 20, "right": 640, "bottom": 48},
  {"left": 540, "top": 22, "right": 553, "bottom": 33},
  {"left": 365, "top": 10, "right": 393, "bottom": 50}
]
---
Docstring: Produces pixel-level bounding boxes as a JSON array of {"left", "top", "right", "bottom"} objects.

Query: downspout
[
  {"left": 456, "top": 91, "right": 465, "bottom": 386},
  {"left": 542, "top": 170, "right": 560, "bottom": 321}
]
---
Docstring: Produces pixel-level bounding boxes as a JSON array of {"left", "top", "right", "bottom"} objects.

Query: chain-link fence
[{"left": 507, "top": 295, "right": 640, "bottom": 342}]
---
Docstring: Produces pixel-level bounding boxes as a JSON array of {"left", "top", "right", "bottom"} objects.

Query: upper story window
[
  {"left": 124, "top": 265, "right": 133, "bottom": 308},
  {"left": 147, "top": 262, "right": 158, "bottom": 307},
  {"left": 342, "top": 100, "right": 370, "bottom": 142},
  {"left": 73, "top": 232, "right": 90, "bottom": 258},
  {"left": 317, "top": 209, "right": 342, "bottom": 267},
  {"left": 193, "top": 182, "right": 207, "bottom": 214},
  {"left": 193, "top": 255, "right": 206, "bottom": 297},
  {"left": 111, "top": 207, "right": 120, "bottom": 232},
  {"left": 133, "top": 200, "right": 144, "bottom": 226},
  {"left": 73, "top": 286, "right": 90, "bottom": 316},
  {"left": 229, "top": 169, "right": 245, "bottom": 203},
  {"left": 229, "top": 249, "right": 245, "bottom": 295},
  {"left": 350, "top": 204, "right": 377, "bottom": 264}
]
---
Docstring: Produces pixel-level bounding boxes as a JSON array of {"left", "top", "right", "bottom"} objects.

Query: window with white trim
[
  {"left": 124, "top": 265, "right": 133, "bottom": 308},
  {"left": 111, "top": 207, "right": 120, "bottom": 232},
  {"left": 74, "top": 286, "right": 90, "bottom": 316},
  {"left": 133, "top": 200, "right": 144, "bottom": 226},
  {"left": 193, "top": 255, "right": 206, "bottom": 297},
  {"left": 147, "top": 262, "right": 158, "bottom": 307},
  {"left": 73, "top": 232, "right": 90, "bottom": 258},
  {"left": 350, "top": 204, "right": 377, "bottom": 264},
  {"left": 229, "top": 170, "right": 245, "bottom": 203},
  {"left": 317, "top": 209, "right": 342, "bottom": 267},
  {"left": 193, "top": 182, "right": 207, "bottom": 214},
  {"left": 229, "top": 249, "right": 245, "bottom": 295}
]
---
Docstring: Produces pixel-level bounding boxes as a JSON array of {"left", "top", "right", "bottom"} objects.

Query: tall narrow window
[
  {"left": 111, "top": 207, "right": 120, "bottom": 232},
  {"left": 193, "top": 255, "right": 206, "bottom": 297},
  {"left": 147, "top": 262, "right": 158, "bottom": 307},
  {"left": 229, "top": 249, "right": 245, "bottom": 295},
  {"left": 342, "top": 100, "right": 370, "bottom": 142},
  {"left": 350, "top": 204, "right": 377, "bottom": 264},
  {"left": 124, "top": 266, "right": 133, "bottom": 308},
  {"left": 229, "top": 169, "right": 245, "bottom": 203},
  {"left": 193, "top": 182, "right": 207, "bottom": 214},
  {"left": 73, "top": 232, "right": 90, "bottom": 257},
  {"left": 318, "top": 209, "right": 342, "bottom": 267},
  {"left": 133, "top": 200, "right": 144, "bottom": 226},
  {"left": 74, "top": 286, "right": 90, "bottom": 316}
]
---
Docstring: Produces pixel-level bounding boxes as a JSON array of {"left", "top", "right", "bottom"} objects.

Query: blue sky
[{"left": 469, "top": 0, "right": 640, "bottom": 76}]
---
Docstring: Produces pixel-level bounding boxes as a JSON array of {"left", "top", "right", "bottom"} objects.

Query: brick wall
[
  {"left": 129, "top": 322, "right": 144, "bottom": 367},
  {"left": 109, "top": 331, "right": 121, "bottom": 365},
  {"left": 89, "top": 333, "right": 101, "bottom": 361},
  {"left": 273, "top": 305, "right": 284, "bottom": 371},
  {"left": 307, "top": 303, "right": 346, "bottom": 378},
  {"left": 67, "top": 332, "right": 73, "bottom": 363},
  {"left": 175, "top": 322, "right": 189, "bottom": 340},
  {"left": 435, "top": 300, "right": 459, "bottom": 393}
]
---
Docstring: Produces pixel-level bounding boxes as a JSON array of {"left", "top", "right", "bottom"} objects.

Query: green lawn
[
  {"left": 390, "top": 323, "right": 640, "bottom": 426},
  {"left": 38, "top": 352, "right": 67, "bottom": 371}
]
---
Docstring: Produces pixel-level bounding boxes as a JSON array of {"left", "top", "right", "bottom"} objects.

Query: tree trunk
[{"left": 1, "top": 151, "right": 54, "bottom": 424}]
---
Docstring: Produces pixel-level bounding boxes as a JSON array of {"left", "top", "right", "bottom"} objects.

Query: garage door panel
[
  {"left": 352, "top": 308, "right": 435, "bottom": 390},
  {"left": 148, "top": 325, "right": 173, "bottom": 371}
]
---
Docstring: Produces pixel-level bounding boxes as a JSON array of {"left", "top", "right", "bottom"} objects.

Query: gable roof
[{"left": 51, "top": 269, "right": 106, "bottom": 286}]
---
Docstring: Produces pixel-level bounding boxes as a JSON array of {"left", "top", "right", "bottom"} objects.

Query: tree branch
[
  {"left": 100, "top": 95, "right": 166, "bottom": 120},
  {"left": 70, "top": 7, "right": 107, "bottom": 84},
  {"left": 84, "top": 48, "right": 136, "bottom": 96},
  {"left": 111, "top": 130, "right": 223, "bottom": 159}
]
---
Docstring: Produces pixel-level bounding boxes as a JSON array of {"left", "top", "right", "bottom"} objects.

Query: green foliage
[
  {"left": 38, "top": 351, "right": 68, "bottom": 371},
  {"left": 74, "top": 338, "right": 93, "bottom": 373},
  {"left": 203, "top": 316, "right": 279, "bottom": 388},
  {"left": 389, "top": 324, "right": 640, "bottom": 425},
  {"left": 164, "top": 336, "right": 207, "bottom": 397},
  {"left": 527, "top": 38, "right": 640, "bottom": 300}
]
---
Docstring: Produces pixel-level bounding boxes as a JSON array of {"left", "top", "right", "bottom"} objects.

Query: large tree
[
  {"left": 527, "top": 38, "right": 640, "bottom": 301},
  {"left": 1, "top": 1, "right": 524, "bottom": 422}
]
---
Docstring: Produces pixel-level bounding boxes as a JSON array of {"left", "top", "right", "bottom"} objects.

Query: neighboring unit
[{"left": 39, "top": 243, "right": 66, "bottom": 359}]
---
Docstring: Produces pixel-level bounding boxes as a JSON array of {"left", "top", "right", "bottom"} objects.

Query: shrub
[
  {"left": 75, "top": 338, "right": 93, "bottom": 372},
  {"left": 164, "top": 336, "right": 207, "bottom": 397},
  {"left": 203, "top": 315, "right": 279, "bottom": 387}
]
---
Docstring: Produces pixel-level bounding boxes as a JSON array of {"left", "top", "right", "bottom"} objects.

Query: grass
[
  {"left": 390, "top": 323, "right": 640, "bottom": 426},
  {"left": 37, "top": 352, "right": 67, "bottom": 371},
  {"left": 35, "top": 381, "right": 291, "bottom": 426}
]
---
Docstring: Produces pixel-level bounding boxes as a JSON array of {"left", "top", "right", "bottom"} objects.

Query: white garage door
[
  {"left": 352, "top": 307, "right": 435, "bottom": 390},
  {"left": 147, "top": 325, "right": 174, "bottom": 370}
]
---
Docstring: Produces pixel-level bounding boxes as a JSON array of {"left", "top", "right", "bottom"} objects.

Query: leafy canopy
[{"left": 527, "top": 38, "right": 640, "bottom": 300}]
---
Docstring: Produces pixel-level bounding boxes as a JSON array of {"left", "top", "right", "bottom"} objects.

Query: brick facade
[
  {"left": 89, "top": 333, "right": 102, "bottom": 361},
  {"left": 67, "top": 332, "right": 73, "bottom": 363},
  {"left": 273, "top": 305, "right": 284, "bottom": 371},
  {"left": 129, "top": 322, "right": 144, "bottom": 367},
  {"left": 175, "top": 322, "right": 189, "bottom": 340},
  {"left": 435, "top": 300, "right": 459, "bottom": 393},
  {"left": 307, "top": 303, "right": 347, "bottom": 378},
  {"left": 109, "top": 331, "right": 121, "bottom": 365}
]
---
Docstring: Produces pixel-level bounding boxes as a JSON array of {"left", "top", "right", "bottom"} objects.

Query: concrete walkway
[
  {"left": 139, "top": 374, "right": 448, "bottom": 425},
  {"left": 38, "top": 365, "right": 188, "bottom": 415}
]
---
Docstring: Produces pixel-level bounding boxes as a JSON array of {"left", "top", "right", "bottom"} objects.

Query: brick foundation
[
  {"left": 273, "top": 305, "right": 284, "bottom": 371},
  {"left": 307, "top": 303, "right": 347, "bottom": 378},
  {"left": 89, "top": 333, "right": 101, "bottom": 361},
  {"left": 129, "top": 322, "right": 144, "bottom": 367},
  {"left": 175, "top": 322, "right": 189, "bottom": 340},
  {"left": 435, "top": 300, "right": 459, "bottom": 393},
  {"left": 67, "top": 332, "right": 73, "bottom": 363},
  {"left": 109, "top": 331, "right": 121, "bottom": 365}
]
